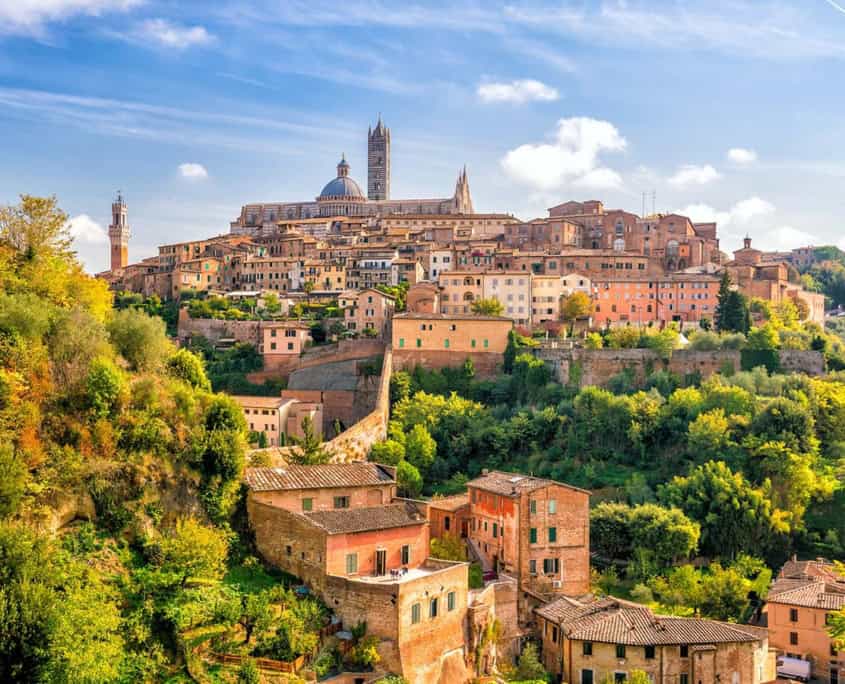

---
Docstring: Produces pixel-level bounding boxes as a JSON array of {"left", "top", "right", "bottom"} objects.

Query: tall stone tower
[
  {"left": 108, "top": 191, "right": 130, "bottom": 272},
  {"left": 367, "top": 115, "right": 390, "bottom": 201}
]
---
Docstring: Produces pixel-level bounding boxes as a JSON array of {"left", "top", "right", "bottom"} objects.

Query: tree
[
  {"left": 289, "top": 416, "right": 331, "bottom": 465},
  {"left": 659, "top": 461, "right": 788, "bottom": 559},
  {"left": 404, "top": 423, "right": 436, "bottom": 475},
  {"left": 166, "top": 348, "right": 211, "bottom": 391},
  {"left": 239, "top": 592, "right": 274, "bottom": 645},
  {"left": 584, "top": 332, "right": 604, "bottom": 349},
  {"left": 396, "top": 460, "right": 422, "bottom": 498},
  {"left": 157, "top": 518, "right": 229, "bottom": 587},
  {"left": 698, "top": 563, "right": 750, "bottom": 621},
  {"left": 471, "top": 297, "right": 504, "bottom": 317},
  {"left": 687, "top": 409, "right": 732, "bottom": 461},
  {"left": 511, "top": 642, "right": 547, "bottom": 682},
  {"left": 714, "top": 271, "right": 732, "bottom": 332},
  {"left": 237, "top": 658, "right": 261, "bottom": 684},
  {"left": 430, "top": 533, "right": 467, "bottom": 561},
  {"left": 0, "top": 444, "right": 26, "bottom": 517},
  {"left": 0, "top": 194, "right": 73, "bottom": 260},
  {"left": 107, "top": 309, "right": 172, "bottom": 371},
  {"left": 369, "top": 439, "right": 405, "bottom": 466},
  {"left": 746, "top": 323, "right": 781, "bottom": 351},
  {"left": 389, "top": 370, "right": 412, "bottom": 405},
  {"left": 85, "top": 356, "right": 125, "bottom": 418},
  {"left": 561, "top": 291, "right": 593, "bottom": 334},
  {"left": 263, "top": 292, "right": 282, "bottom": 315}
]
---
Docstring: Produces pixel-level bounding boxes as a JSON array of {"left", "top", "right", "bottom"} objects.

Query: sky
[{"left": 1, "top": 0, "right": 845, "bottom": 273}]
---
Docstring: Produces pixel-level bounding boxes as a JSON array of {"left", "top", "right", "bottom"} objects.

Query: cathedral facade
[{"left": 231, "top": 117, "right": 473, "bottom": 235}]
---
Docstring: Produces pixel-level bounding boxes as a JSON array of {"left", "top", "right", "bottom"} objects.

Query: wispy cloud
[
  {"left": 67, "top": 214, "right": 108, "bottom": 243},
  {"left": 0, "top": 0, "right": 141, "bottom": 38},
  {"left": 478, "top": 79, "right": 559, "bottom": 104},
  {"left": 126, "top": 18, "right": 215, "bottom": 50},
  {"left": 727, "top": 148, "right": 757, "bottom": 164},
  {"left": 178, "top": 162, "right": 208, "bottom": 179},
  {"left": 502, "top": 117, "right": 627, "bottom": 191},
  {"left": 823, "top": 0, "right": 845, "bottom": 15},
  {"left": 678, "top": 197, "right": 775, "bottom": 230},
  {"left": 668, "top": 164, "right": 721, "bottom": 187}
]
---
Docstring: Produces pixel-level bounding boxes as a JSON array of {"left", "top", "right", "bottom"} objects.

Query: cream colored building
[{"left": 234, "top": 395, "right": 324, "bottom": 446}]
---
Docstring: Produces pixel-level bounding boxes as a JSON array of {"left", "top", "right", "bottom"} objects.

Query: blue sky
[{"left": 1, "top": 0, "right": 845, "bottom": 273}]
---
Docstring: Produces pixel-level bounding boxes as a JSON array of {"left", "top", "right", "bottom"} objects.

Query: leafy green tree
[
  {"left": 584, "top": 331, "right": 604, "bottom": 349},
  {"left": 157, "top": 518, "right": 229, "bottom": 587},
  {"left": 0, "top": 444, "right": 26, "bottom": 517},
  {"left": 511, "top": 642, "right": 547, "bottom": 682},
  {"left": 396, "top": 460, "right": 422, "bottom": 498},
  {"left": 471, "top": 297, "right": 504, "bottom": 317},
  {"left": 239, "top": 592, "right": 274, "bottom": 645},
  {"left": 404, "top": 423, "right": 436, "bottom": 475},
  {"left": 659, "top": 461, "right": 788, "bottom": 558},
  {"left": 369, "top": 439, "right": 405, "bottom": 466},
  {"left": 687, "top": 408, "right": 732, "bottom": 461},
  {"left": 746, "top": 323, "right": 781, "bottom": 351},
  {"left": 561, "top": 291, "right": 593, "bottom": 334},
  {"left": 166, "top": 348, "right": 211, "bottom": 391},
  {"left": 237, "top": 658, "right": 261, "bottom": 684},
  {"left": 85, "top": 356, "right": 125, "bottom": 418},
  {"left": 390, "top": 370, "right": 412, "bottom": 404},
  {"left": 714, "top": 271, "right": 732, "bottom": 332},
  {"left": 48, "top": 307, "right": 112, "bottom": 389},
  {"left": 107, "top": 309, "right": 172, "bottom": 371},
  {"left": 289, "top": 416, "right": 331, "bottom": 465},
  {"left": 430, "top": 533, "right": 467, "bottom": 561},
  {"left": 0, "top": 194, "right": 74, "bottom": 260},
  {"left": 606, "top": 326, "right": 641, "bottom": 349},
  {"left": 698, "top": 563, "right": 750, "bottom": 621}
]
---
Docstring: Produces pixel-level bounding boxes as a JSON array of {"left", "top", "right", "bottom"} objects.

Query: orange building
[
  {"left": 427, "top": 494, "right": 471, "bottom": 541},
  {"left": 466, "top": 471, "right": 591, "bottom": 601},
  {"left": 764, "top": 557, "right": 845, "bottom": 683}
]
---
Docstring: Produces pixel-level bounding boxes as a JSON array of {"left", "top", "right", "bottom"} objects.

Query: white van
[{"left": 776, "top": 656, "right": 812, "bottom": 682}]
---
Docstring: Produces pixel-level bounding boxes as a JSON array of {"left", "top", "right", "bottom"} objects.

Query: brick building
[
  {"left": 466, "top": 471, "right": 591, "bottom": 600},
  {"left": 536, "top": 596, "right": 775, "bottom": 684},
  {"left": 764, "top": 557, "right": 845, "bottom": 683}
]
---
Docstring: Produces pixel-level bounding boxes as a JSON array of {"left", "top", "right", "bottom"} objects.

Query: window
[
  {"left": 680, "top": 675, "right": 689, "bottom": 684},
  {"left": 301, "top": 498, "right": 313, "bottom": 512},
  {"left": 346, "top": 553, "right": 358, "bottom": 574},
  {"left": 334, "top": 496, "right": 350, "bottom": 509},
  {"left": 645, "top": 645, "right": 655, "bottom": 659},
  {"left": 411, "top": 603, "right": 421, "bottom": 624},
  {"left": 583, "top": 641, "right": 593, "bottom": 656},
  {"left": 529, "top": 528, "right": 537, "bottom": 544},
  {"left": 790, "top": 632, "right": 798, "bottom": 645},
  {"left": 471, "top": 339, "right": 476, "bottom": 348},
  {"left": 401, "top": 545, "right": 410, "bottom": 565},
  {"left": 790, "top": 608, "right": 799, "bottom": 622},
  {"left": 430, "top": 598, "right": 438, "bottom": 618},
  {"left": 680, "top": 645, "right": 689, "bottom": 658},
  {"left": 615, "top": 674, "right": 626, "bottom": 683},
  {"left": 529, "top": 560, "right": 537, "bottom": 575},
  {"left": 483, "top": 339, "right": 489, "bottom": 348},
  {"left": 399, "top": 338, "right": 405, "bottom": 348},
  {"left": 416, "top": 338, "right": 421, "bottom": 348},
  {"left": 444, "top": 339, "right": 450, "bottom": 349},
  {"left": 286, "top": 545, "right": 292, "bottom": 556},
  {"left": 552, "top": 625, "right": 559, "bottom": 642},
  {"left": 447, "top": 591, "right": 456, "bottom": 611},
  {"left": 548, "top": 527, "right": 557, "bottom": 543},
  {"left": 548, "top": 499, "right": 557, "bottom": 514},
  {"left": 493, "top": 523, "right": 498, "bottom": 538},
  {"left": 529, "top": 500, "right": 537, "bottom": 514},
  {"left": 616, "top": 644, "right": 626, "bottom": 659},
  {"left": 444, "top": 516, "right": 451, "bottom": 531}
]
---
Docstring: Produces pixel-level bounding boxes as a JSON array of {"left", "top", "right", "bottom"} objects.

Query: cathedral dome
[{"left": 318, "top": 155, "right": 366, "bottom": 200}]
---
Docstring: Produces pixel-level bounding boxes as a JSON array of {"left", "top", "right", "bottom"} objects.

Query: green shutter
[{"left": 529, "top": 528, "right": 537, "bottom": 544}]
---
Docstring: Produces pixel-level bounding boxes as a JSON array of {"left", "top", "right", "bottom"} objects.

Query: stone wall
[
  {"left": 536, "top": 346, "right": 825, "bottom": 388},
  {"left": 393, "top": 349, "right": 503, "bottom": 377},
  {"left": 177, "top": 310, "right": 261, "bottom": 346}
]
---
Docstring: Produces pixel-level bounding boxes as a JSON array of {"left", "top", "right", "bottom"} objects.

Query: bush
[
  {"left": 85, "top": 357, "right": 125, "bottom": 417},
  {"left": 166, "top": 348, "right": 211, "bottom": 391},
  {"left": 107, "top": 308, "right": 171, "bottom": 371}
]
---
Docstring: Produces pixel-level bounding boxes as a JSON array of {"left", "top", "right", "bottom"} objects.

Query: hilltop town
[{"left": 2, "top": 119, "right": 845, "bottom": 684}]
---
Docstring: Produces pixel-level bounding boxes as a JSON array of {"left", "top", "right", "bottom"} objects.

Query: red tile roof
[
  {"left": 305, "top": 502, "right": 426, "bottom": 535},
  {"left": 244, "top": 463, "right": 395, "bottom": 491},
  {"left": 467, "top": 470, "right": 590, "bottom": 497},
  {"left": 767, "top": 579, "right": 845, "bottom": 610},
  {"left": 536, "top": 597, "right": 766, "bottom": 646}
]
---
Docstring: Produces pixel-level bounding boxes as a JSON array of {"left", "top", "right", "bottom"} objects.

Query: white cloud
[
  {"left": 178, "top": 162, "right": 208, "bottom": 179},
  {"left": 678, "top": 197, "right": 775, "bottom": 231},
  {"left": 727, "top": 147, "right": 757, "bottom": 164},
  {"left": 132, "top": 18, "right": 214, "bottom": 49},
  {"left": 0, "top": 0, "right": 140, "bottom": 37},
  {"left": 668, "top": 164, "right": 721, "bottom": 187},
  {"left": 764, "top": 226, "right": 818, "bottom": 250},
  {"left": 501, "top": 117, "right": 626, "bottom": 191},
  {"left": 477, "top": 79, "right": 559, "bottom": 104},
  {"left": 67, "top": 214, "right": 108, "bottom": 243}
]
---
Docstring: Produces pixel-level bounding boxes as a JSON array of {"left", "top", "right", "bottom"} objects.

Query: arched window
[
  {"left": 613, "top": 238, "right": 625, "bottom": 252},
  {"left": 615, "top": 222, "right": 624, "bottom": 237},
  {"left": 666, "top": 240, "right": 680, "bottom": 257}
]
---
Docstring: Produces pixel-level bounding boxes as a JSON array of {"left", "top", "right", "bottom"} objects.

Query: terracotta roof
[
  {"left": 467, "top": 470, "right": 590, "bottom": 497},
  {"left": 244, "top": 463, "right": 395, "bottom": 491},
  {"left": 537, "top": 597, "right": 766, "bottom": 646},
  {"left": 767, "top": 579, "right": 845, "bottom": 610},
  {"left": 305, "top": 502, "right": 425, "bottom": 534},
  {"left": 427, "top": 494, "right": 469, "bottom": 511},
  {"left": 394, "top": 313, "right": 512, "bottom": 322},
  {"left": 779, "top": 558, "right": 843, "bottom": 582},
  {"left": 231, "top": 395, "right": 290, "bottom": 409}
]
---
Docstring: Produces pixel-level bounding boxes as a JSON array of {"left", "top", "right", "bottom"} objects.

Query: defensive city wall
[{"left": 535, "top": 346, "right": 825, "bottom": 388}]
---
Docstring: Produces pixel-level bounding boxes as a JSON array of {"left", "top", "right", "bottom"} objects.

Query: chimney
[{"left": 481, "top": 468, "right": 489, "bottom": 476}]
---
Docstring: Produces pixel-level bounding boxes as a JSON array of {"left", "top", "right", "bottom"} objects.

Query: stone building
[
  {"left": 245, "top": 463, "right": 473, "bottom": 683},
  {"left": 233, "top": 395, "right": 323, "bottom": 446},
  {"left": 764, "top": 557, "right": 845, "bottom": 683},
  {"left": 466, "top": 471, "right": 591, "bottom": 602},
  {"left": 108, "top": 191, "right": 130, "bottom": 272},
  {"left": 536, "top": 596, "right": 775, "bottom": 684},
  {"left": 230, "top": 118, "right": 473, "bottom": 232}
]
